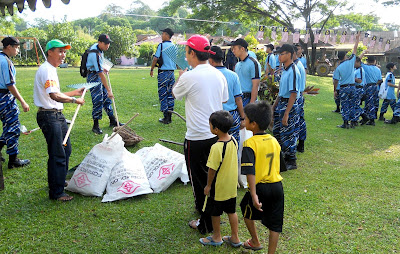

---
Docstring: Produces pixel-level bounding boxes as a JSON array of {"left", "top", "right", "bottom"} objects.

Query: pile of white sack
[{"left": 66, "top": 134, "right": 189, "bottom": 202}]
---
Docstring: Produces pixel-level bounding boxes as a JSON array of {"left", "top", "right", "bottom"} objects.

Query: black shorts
[
  {"left": 240, "top": 182, "right": 284, "bottom": 233},
  {"left": 204, "top": 197, "right": 237, "bottom": 216}
]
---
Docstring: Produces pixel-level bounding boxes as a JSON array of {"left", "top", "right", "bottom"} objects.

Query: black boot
[
  {"left": 359, "top": 114, "right": 369, "bottom": 125},
  {"left": 332, "top": 107, "right": 340, "bottom": 113},
  {"left": 384, "top": 116, "right": 399, "bottom": 124},
  {"left": 378, "top": 113, "right": 385, "bottom": 121},
  {"left": 0, "top": 143, "right": 4, "bottom": 162},
  {"left": 297, "top": 140, "right": 305, "bottom": 153},
  {"left": 366, "top": 119, "right": 375, "bottom": 126},
  {"left": 337, "top": 121, "right": 349, "bottom": 129},
  {"left": 166, "top": 112, "right": 172, "bottom": 123},
  {"left": 92, "top": 119, "right": 103, "bottom": 134},
  {"left": 159, "top": 111, "right": 171, "bottom": 124},
  {"left": 350, "top": 121, "right": 357, "bottom": 128},
  {"left": 286, "top": 159, "right": 297, "bottom": 170},
  {"left": 8, "top": 154, "right": 30, "bottom": 169}
]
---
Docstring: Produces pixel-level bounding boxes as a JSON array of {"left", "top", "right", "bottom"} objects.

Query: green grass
[{"left": 0, "top": 68, "right": 399, "bottom": 253}]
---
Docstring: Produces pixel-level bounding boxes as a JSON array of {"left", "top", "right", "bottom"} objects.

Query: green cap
[{"left": 45, "top": 39, "right": 71, "bottom": 52}]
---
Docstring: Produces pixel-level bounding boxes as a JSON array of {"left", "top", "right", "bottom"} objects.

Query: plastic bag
[
  {"left": 136, "top": 143, "right": 187, "bottom": 193},
  {"left": 378, "top": 83, "right": 388, "bottom": 99},
  {"left": 102, "top": 149, "right": 153, "bottom": 202},
  {"left": 238, "top": 128, "right": 253, "bottom": 188},
  {"left": 66, "top": 134, "right": 125, "bottom": 197}
]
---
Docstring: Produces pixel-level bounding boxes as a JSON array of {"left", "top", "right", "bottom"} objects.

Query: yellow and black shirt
[{"left": 241, "top": 133, "right": 283, "bottom": 184}]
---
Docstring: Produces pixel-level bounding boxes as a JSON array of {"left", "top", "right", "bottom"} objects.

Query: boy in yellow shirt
[
  {"left": 200, "top": 110, "right": 241, "bottom": 247},
  {"left": 240, "top": 101, "right": 285, "bottom": 252}
]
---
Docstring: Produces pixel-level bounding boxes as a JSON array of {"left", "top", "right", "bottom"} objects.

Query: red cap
[{"left": 178, "top": 35, "right": 215, "bottom": 55}]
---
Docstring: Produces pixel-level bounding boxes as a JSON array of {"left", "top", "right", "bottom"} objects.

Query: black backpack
[
  {"left": 155, "top": 43, "right": 163, "bottom": 68},
  {"left": 80, "top": 48, "right": 99, "bottom": 78}
]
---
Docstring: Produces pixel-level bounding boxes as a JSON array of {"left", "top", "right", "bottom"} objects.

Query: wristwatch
[{"left": 71, "top": 97, "right": 76, "bottom": 104}]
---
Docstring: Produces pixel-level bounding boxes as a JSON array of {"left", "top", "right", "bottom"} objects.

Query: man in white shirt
[
  {"left": 34, "top": 39, "right": 85, "bottom": 201},
  {"left": 173, "top": 35, "right": 229, "bottom": 234}
]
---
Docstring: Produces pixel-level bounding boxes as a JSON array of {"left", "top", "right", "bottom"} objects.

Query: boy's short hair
[
  {"left": 209, "top": 46, "right": 224, "bottom": 62},
  {"left": 209, "top": 110, "right": 234, "bottom": 133},
  {"left": 337, "top": 51, "right": 346, "bottom": 60},
  {"left": 386, "top": 62, "right": 395, "bottom": 70},
  {"left": 265, "top": 44, "right": 274, "bottom": 50},
  {"left": 367, "top": 56, "right": 376, "bottom": 63},
  {"left": 188, "top": 46, "right": 210, "bottom": 61},
  {"left": 244, "top": 101, "right": 272, "bottom": 131}
]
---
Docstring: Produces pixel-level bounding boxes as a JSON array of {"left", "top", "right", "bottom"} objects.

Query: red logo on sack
[
  {"left": 73, "top": 172, "right": 91, "bottom": 188},
  {"left": 117, "top": 180, "right": 140, "bottom": 194},
  {"left": 157, "top": 163, "right": 175, "bottom": 180}
]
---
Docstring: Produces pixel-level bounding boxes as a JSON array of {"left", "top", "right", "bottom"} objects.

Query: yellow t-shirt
[
  {"left": 241, "top": 133, "right": 283, "bottom": 184},
  {"left": 206, "top": 137, "right": 238, "bottom": 201}
]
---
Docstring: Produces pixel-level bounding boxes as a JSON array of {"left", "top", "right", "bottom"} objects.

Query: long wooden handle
[
  {"left": 62, "top": 88, "right": 87, "bottom": 146},
  {"left": 107, "top": 74, "right": 120, "bottom": 127},
  {"left": 108, "top": 113, "right": 139, "bottom": 141}
]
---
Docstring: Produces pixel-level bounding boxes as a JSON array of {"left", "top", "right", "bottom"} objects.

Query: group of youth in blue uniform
[{"left": 333, "top": 32, "right": 400, "bottom": 127}]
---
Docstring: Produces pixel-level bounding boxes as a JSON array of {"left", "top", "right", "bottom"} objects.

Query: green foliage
[
  {"left": 244, "top": 34, "right": 258, "bottom": 51},
  {"left": 256, "top": 50, "right": 267, "bottom": 70},
  {"left": 97, "top": 25, "right": 138, "bottom": 63},
  {"left": 322, "top": 13, "right": 384, "bottom": 31},
  {"left": 133, "top": 29, "right": 157, "bottom": 35},
  {"left": 138, "top": 42, "right": 158, "bottom": 65}
]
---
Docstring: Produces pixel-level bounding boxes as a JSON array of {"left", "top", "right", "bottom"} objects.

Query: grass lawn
[{"left": 0, "top": 67, "right": 399, "bottom": 253}]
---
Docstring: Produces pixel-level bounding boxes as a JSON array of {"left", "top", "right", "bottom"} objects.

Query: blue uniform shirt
[
  {"left": 265, "top": 53, "right": 276, "bottom": 73},
  {"left": 384, "top": 72, "right": 396, "bottom": 100},
  {"left": 275, "top": 54, "right": 280, "bottom": 69},
  {"left": 216, "top": 66, "right": 242, "bottom": 111},
  {"left": 361, "top": 63, "right": 383, "bottom": 84},
  {"left": 0, "top": 52, "right": 16, "bottom": 89},
  {"left": 154, "top": 41, "right": 176, "bottom": 71},
  {"left": 294, "top": 59, "right": 306, "bottom": 92},
  {"left": 278, "top": 62, "right": 300, "bottom": 98},
  {"left": 354, "top": 67, "right": 365, "bottom": 86},
  {"left": 86, "top": 43, "right": 104, "bottom": 73},
  {"left": 333, "top": 54, "right": 356, "bottom": 85},
  {"left": 299, "top": 56, "right": 307, "bottom": 69},
  {"left": 248, "top": 51, "right": 257, "bottom": 59},
  {"left": 235, "top": 55, "right": 261, "bottom": 93}
]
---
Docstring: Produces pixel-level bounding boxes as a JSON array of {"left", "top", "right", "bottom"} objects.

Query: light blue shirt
[
  {"left": 86, "top": 43, "right": 104, "bottom": 73},
  {"left": 0, "top": 52, "right": 15, "bottom": 89},
  {"left": 299, "top": 56, "right": 307, "bottom": 69},
  {"left": 154, "top": 41, "right": 176, "bottom": 71},
  {"left": 279, "top": 63, "right": 300, "bottom": 98},
  {"left": 248, "top": 51, "right": 257, "bottom": 59},
  {"left": 294, "top": 59, "right": 306, "bottom": 92},
  {"left": 384, "top": 72, "right": 396, "bottom": 100},
  {"left": 354, "top": 67, "right": 365, "bottom": 86},
  {"left": 234, "top": 55, "right": 261, "bottom": 93},
  {"left": 361, "top": 63, "right": 383, "bottom": 85},
  {"left": 275, "top": 54, "right": 280, "bottom": 68},
  {"left": 333, "top": 54, "right": 356, "bottom": 86},
  {"left": 216, "top": 66, "right": 242, "bottom": 111},
  {"left": 265, "top": 53, "right": 276, "bottom": 73}
]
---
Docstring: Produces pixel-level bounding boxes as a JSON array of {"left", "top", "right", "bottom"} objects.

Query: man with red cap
[
  {"left": 173, "top": 34, "right": 229, "bottom": 235},
  {"left": 0, "top": 36, "right": 30, "bottom": 169}
]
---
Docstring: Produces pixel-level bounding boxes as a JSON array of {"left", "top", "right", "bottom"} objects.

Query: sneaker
[
  {"left": 8, "top": 158, "right": 30, "bottom": 169},
  {"left": 92, "top": 126, "right": 103, "bottom": 134}
]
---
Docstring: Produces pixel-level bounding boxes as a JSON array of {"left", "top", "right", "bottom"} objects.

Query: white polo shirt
[
  {"left": 34, "top": 61, "right": 63, "bottom": 110},
  {"left": 173, "top": 64, "right": 229, "bottom": 141}
]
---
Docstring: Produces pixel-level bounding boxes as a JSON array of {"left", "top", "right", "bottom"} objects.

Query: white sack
[
  {"left": 238, "top": 128, "right": 253, "bottom": 188},
  {"left": 102, "top": 149, "right": 153, "bottom": 202},
  {"left": 66, "top": 134, "right": 125, "bottom": 196},
  {"left": 136, "top": 143, "right": 186, "bottom": 193}
]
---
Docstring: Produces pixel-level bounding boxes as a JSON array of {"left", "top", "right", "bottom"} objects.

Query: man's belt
[
  {"left": 279, "top": 97, "right": 289, "bottom": 102},
  {"left": 0, "top": 89, "right": 9, "bottom": 94},
  {"left": 356, "top": 85, "right": 363, "bottom": 89},
  {"left": 365, "top": 83, "right": 377, "bottom": 87},
  {"left": 340, "top": 84, "right": 355, "bottom": 88},
  {"left": 38, "top": 107, "right": 62, "bottom": 113},
  {"left": 243, "top": 92, "right": 252, "bottom": 98}
]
